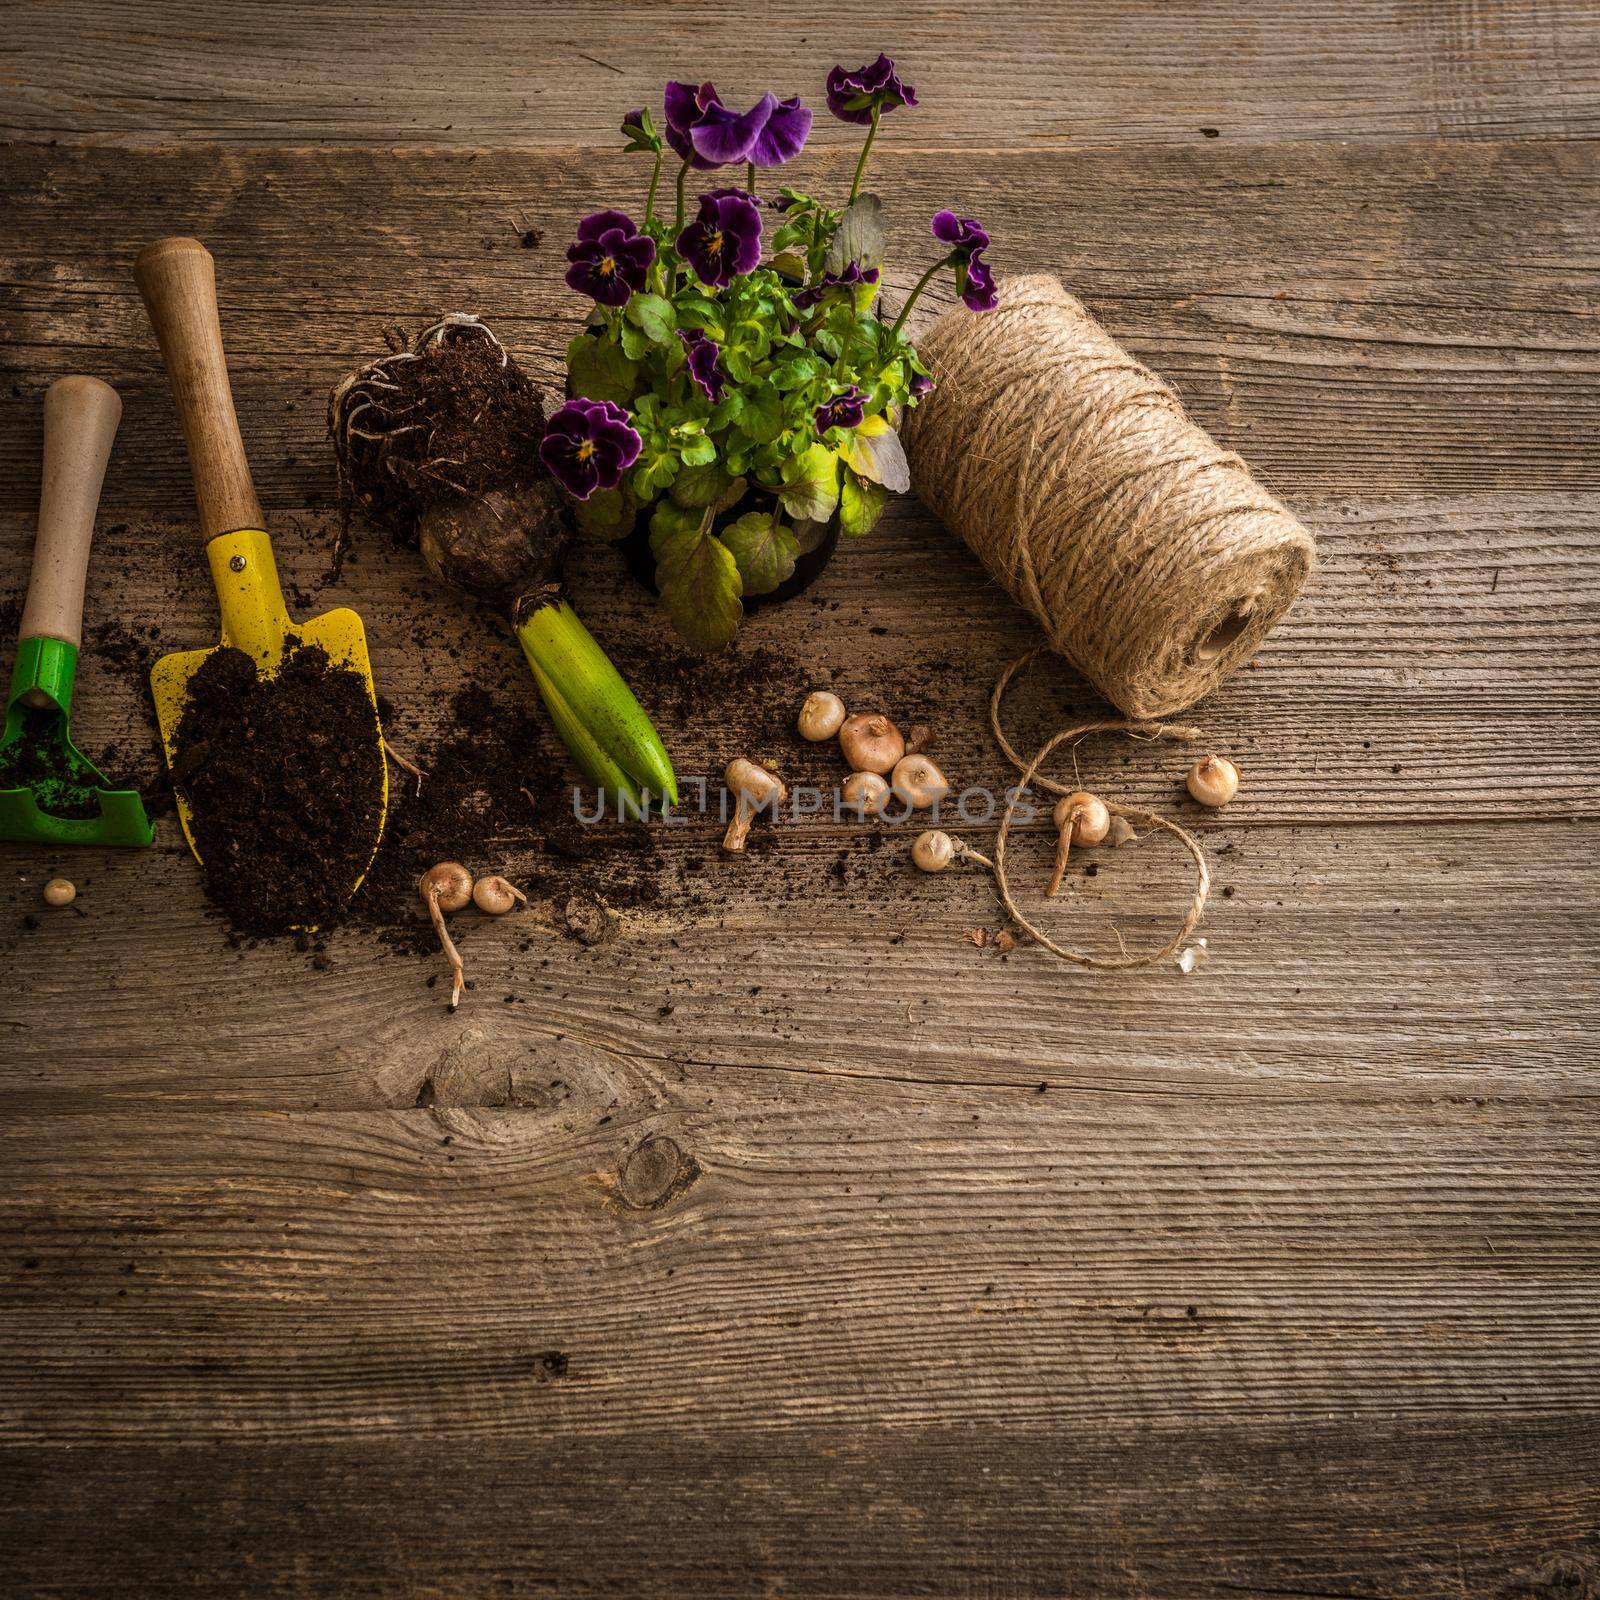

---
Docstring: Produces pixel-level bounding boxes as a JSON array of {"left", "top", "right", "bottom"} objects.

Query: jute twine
[
  {"left": 985, "top": 649, "right": 1211, "bottom": 972},
  {"left": 903, "top": 274, "right": 1315, "bottom": 718}
]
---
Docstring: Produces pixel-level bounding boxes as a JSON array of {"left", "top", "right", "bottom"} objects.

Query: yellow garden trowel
[{"left": 134, "top": 237, "right": 387, "bottom": 896}]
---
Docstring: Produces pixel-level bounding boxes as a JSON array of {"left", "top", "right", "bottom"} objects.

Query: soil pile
[
  {"left": 170, "top": 643, "right": 386, "bottom": 936},
  {"left": 352, "top": 682, "right": 662, "bottom": 955},
  {"left": 329, "top": 317, "right": 566, "bottom": 598}
]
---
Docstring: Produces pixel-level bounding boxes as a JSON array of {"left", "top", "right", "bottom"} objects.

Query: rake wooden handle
[
  {"left": 19, "top": 376, "right": 123, "bottom": 649},
  {"left": 134, "top": 237, "right": 264, "bottom": 541}
]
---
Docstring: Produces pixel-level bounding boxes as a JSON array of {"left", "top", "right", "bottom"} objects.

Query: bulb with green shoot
[{"left": 329, "top": 315, "right": 676, "bottom": 815}]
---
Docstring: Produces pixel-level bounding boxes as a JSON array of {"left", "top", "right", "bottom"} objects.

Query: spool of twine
[{"left": 902, "top": 274, "right": 1315, "bottom": 717}]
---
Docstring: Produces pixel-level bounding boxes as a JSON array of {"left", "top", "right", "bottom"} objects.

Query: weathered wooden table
[{"left": 4, "top": 6, "right": 1598, "bottom": 1595}]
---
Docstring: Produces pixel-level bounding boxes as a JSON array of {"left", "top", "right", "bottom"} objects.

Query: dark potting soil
[
  {"left": 331, "top": 322, "right": 552, "bottom": 558},
  {"left": 0, "top": 709, "right": 109, "bottom": 818},
  {"left": 170, "top": 643, "right": 386, "bottom": 937},
  {"left": 350, "top": 680, "right": 665, "bottom": 955}
]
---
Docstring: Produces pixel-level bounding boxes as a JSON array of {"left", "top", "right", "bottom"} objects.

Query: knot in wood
[{"left": 617, "top": 1134, "right": 700, "bottom": 1210}]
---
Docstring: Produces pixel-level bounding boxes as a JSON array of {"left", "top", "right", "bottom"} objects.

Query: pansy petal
[
  {"left": 860, "top": 53, "right": 894, "bottom": 92},
  {"left": 748, "top": 95, "right": 812, "bottom": 167},
  {"left": 576, "top": 209, "right": 636, "bottom": 243},
  {"left": 690, "top": 93, "right": 777, "bottom": 165},
  {"left": 663, "top": 80, "right": 704, "bottom": 132}
]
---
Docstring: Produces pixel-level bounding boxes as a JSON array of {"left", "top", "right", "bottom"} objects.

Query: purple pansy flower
[
  {"left": 931, "top": 210, "right": 999, "bottom": 312},
  {"left": 959, "top": 253, "right": 998, "bottom": 313},
  {"left": 909, "top": 371, "right": 935, "bottom": 400},
  {"left": 565, "top": 210, "right": 656, "bottom": 307},
  {"left": 930, "top": 210, "right": 989, "bottom": 255},
  {"left": 540, "top": 398, "right": 642, "bottom": 501},
  {"left": 676, "top": 189, "right": 763, "bottom": 287},
  {"left": 793, "top": 261, "right": 880, "bottom": 309},
  {"left": 676, "top": 327, "right": 725, "bottom": 402},
  {"left": 663, "top": 81, "right": 811, "bottom": 169},
  {"left": 814, "top": 386, "right": 868, "bottom": 433},
  {"left": 826, "top": 53, "right": 918, "bottom": 124}
]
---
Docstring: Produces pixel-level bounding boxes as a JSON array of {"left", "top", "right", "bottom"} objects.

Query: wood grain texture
[
  {"left": 4, "top": 1091, "right": 1598, "bottom": 1444},
  {"left": 4, "top": 1425, "right": 1595, "bottom": 1598},
  {"left": 1, "top": 86, "right": 1598, "bottom": 1598},
  {"left": 1, "top": 493, "right": 1596, "bottom": 1111},
  {"left": 2, "top": 141, "right": 1597, "bottom": 512},
  {"left": 5, "top": 0, "right": 1600, "bottom": 149}
]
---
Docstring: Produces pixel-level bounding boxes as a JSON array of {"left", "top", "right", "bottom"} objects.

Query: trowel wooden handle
[
  {"left": 134, "top": 237, "right": 264, "bottom": 541},
  {"left": 18, "top": 376, "right": 123, "bottom": 649}
]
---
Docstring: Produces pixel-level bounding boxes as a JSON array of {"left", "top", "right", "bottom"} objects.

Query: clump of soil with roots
[{"left": 328, "top": 314, "right": 573, "bottom": 615}]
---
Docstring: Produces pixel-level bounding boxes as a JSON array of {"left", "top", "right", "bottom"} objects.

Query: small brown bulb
[
  {"left": 419, "top": 861, "right": 473, "bottom": 913},
  {"left": 1052, "top": 791, "right": 1111, "bottom": 846},
  {"left": 472, "top": 875, "right": 527, "bottom": 915},
  {"left": 841, "top": 770, "right": 891, "bottom": 817},
  {"left": 837, "top": 713, "right": 904, "bottom": 776},
  {"left": 419, "top": 862, "right": 472, "bottom": 1009},
  {"left": 891, "top": 753, "right": 951, "bottom": 811},
  {"left": 42, "top": 878, "right": 76, "bottom": 908},
  {"left": 1187, "top": 755, "right": 1240, "bottom": 808},
  {"left": 723, "top": 758, "right": 787, "bottom": 852},
  {"left": 912, "top": 830, "right": 956, "bottom": 872},
  {"left": 797, "top": 690, "right": 847, "bottom": 742},
  {"left": 1047, "top": 792, "right": 1110, "bottom": 898}
]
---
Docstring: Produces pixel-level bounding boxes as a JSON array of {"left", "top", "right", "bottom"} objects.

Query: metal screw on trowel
[{"left": 229, "top": 555, "right": 247, "bottom": 572}]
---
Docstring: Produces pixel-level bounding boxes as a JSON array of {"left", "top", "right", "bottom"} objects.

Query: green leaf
[
  {"left": 678, "top": 435, "right": 718, "bottom": 467},
  {"left": 770, "top": 354, "right": 824, "bottom": 392},
  {"left": 839, "top": 471, "right": 888, "bottom": 538},
  {"left": 740, "top": 385, "right": 785, "bottom": 444},
  {"left": 651, "top": 519, "right": 743, "bottom": 653},
  {"left": 841, "top": 415, "right": 911, "bottom": 493},
  {"left": 669, "top": 459, "right": 733, "bottom": 509},
  {"left": 619, "top": 320, "right": 652, "bottom": 361},
  {"left": 778, "top": 443, "right": 841, "bottom": 523},
  {"left": 709, "top": 391, "right": 748, "bottom": 431},
  {"left": 769, "top": 250, "right": 807, "bottom": 280},
  {"left": 625, "top": 292, "right": 677, "bottom": 344},
  {"left": 566, "top": 333, "right": 639, "bottom": 407},
  {"left": 720, "top": 510, "right": 799, "bottom": 596},
  {"left": 649, "top": 499, "right": 702, "bottom": 540},
  {"left": 575, "top": 486, "right": 635, "bottom": 542},
  {"left": 825, "top": 193, "right": 887, "bottom": 275},
  {"left": 711, "top": 474, "right": 750, "bottom": 514},
  {"left": 632, "top": 447, "right": 679, "bottom": 500}
]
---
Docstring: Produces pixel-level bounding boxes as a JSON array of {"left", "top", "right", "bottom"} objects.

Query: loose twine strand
[
  {"left": 902, "top": 275, "right": 1315, "bottom": 719},
  {"left": 984, "top": 650, "right": 1211, "bottom": 972}
]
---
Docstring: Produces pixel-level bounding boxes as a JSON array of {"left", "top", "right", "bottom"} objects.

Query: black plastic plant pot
[{"left": 619, "top": 486, "right": 842, "bottom": 613}]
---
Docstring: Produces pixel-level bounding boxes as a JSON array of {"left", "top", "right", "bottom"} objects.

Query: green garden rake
[{"left": 0, "top": 376, "right": 154, "bottom": 847}]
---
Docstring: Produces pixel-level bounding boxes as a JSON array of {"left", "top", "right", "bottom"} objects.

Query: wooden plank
[
  {"left": 0, "top": 1093, "right": 1596, "bottom": 1593},
  {"left": 2, "top": 142, "right": 1595, "bottom": 509},
  {"left": 3, "top": 491, "right": 1596, "bottom": 822},
  {"left": 1, "top": 487, "right": 1596, "bottom": 1107},
  {"left": 3, "top": 1093, "right": 1597, "bottom": 1443},
  {"left": 3, "top": 813, "right": 1597, "bottom": 1107},
  {"left": 4, "top": 1422, "right": 1595, "bottom": 1598},
  {"left": 6, "top": 0, "right": 1599, "bottom": 149}
]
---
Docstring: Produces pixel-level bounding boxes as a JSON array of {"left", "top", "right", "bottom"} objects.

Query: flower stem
[
  {"left": 644, "top": 148, "right": 664, "bottom": 225},
  {"left": 889, "top": 256, "right": 949, "bottom": 338},
  {"left": 674, "top": 158, "right": 690, "bottom": 231},
  {"left": 849, "top": 106, "right": 880, "bottom": 203}
]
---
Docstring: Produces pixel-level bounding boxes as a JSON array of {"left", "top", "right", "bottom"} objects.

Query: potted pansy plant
[{"left": 540, "top": 54, "right": 998, "bottom": 651}]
